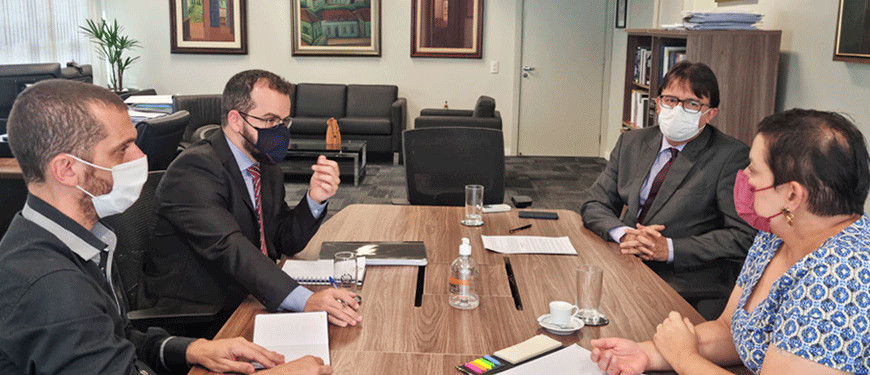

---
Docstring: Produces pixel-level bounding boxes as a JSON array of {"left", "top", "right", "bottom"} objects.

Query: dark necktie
[
  {"left": 638, "top": 147, "right": 679, "bottom": 223},
  {"left": 247, "top": 164, "right": 268, "bottom": 255}
]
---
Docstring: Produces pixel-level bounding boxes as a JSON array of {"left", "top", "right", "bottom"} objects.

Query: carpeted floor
[{"left": 284, "top": 156, "right": 608, "bottom": 221}]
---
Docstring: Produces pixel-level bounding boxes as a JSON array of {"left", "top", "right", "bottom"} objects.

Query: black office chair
[
  {"left": 403, "top": 127, "right": 505, "bottom": 205},
  {"left": 0, "top": 177, "right": 27, "bottom": 236},
  {"left": 103, "top": 171, "right": 219, "bottom": 333},
  {"left": 127, "top": 88, "right": 157, "bottom": 96},
  {"left": 134, "top": 110, "right": 190, "bottom": 171},
  {"left": 173, "top": 94, "right": 222, "bottom": 149}
]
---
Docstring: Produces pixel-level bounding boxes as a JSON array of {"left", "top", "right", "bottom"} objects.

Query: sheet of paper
[
  {"left": 253, "top": 312, "right": 331, "bottom": 365},
  {"left": 124, "top": 95, "right": 174, "bottom": 105},
  {"left": 499, "top": 344, "right": 616, "bottom": 375},
  {"left": 481, "top": 235, "right": 577, "bottom": 255}
]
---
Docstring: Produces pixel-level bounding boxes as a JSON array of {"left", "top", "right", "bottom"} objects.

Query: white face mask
[
  {"left": 66, "top": 154, "right": 148, "bottom": 218},
  {"left": 658, "top": 105, "right": 708, "bottom": 142}
]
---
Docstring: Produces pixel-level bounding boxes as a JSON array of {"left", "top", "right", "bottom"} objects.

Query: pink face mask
[{"left": 733, "top": 169, "right": 781, "bottom": 233}]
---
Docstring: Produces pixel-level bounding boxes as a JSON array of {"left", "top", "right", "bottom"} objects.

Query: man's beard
[
  {"left": 240, "top": 125, "right": 268, "bottom": 163},
  {"left": 77, "top": 167, "right": 113, "bottom": 220}
]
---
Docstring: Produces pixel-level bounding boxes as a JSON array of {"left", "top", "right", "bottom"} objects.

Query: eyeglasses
[
  {"left": 658, "top": 95, "right": 710, "bottom": 114},
  {"left": 237, "top": 111, "right": 292, "bottom": 128}
]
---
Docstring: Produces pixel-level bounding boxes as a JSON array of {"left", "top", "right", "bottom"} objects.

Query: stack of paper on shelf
[{"left": 682, "top": 10, "right": 763, "bottom": 30}]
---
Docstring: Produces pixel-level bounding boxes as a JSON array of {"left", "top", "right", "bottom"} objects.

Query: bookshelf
[{"left": 621, "top": 29, "right": 781, "bottom": 145}]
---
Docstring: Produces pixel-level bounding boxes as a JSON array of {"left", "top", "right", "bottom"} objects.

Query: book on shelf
[
  {"left": 318, "top": 241, "right": 428, "bottom": 266},
  {"left": 630, "top": 89, "right": 649, "bottom": 128},
  {"left": 660, "top": 45, "right": 687, "bottom": 80},
  {"left": 634, "top": 46, "right": 652, "bottom": 86}
]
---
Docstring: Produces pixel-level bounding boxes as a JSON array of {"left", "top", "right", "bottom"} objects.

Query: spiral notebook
[{"left": 280, "top": 259, "right": 366, "bottom": 285}]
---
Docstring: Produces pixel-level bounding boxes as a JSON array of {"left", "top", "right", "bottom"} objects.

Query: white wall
[
  {"left": 104, "top": 0, "right": 521, "bottom": 154},
  {"left": 601, "top": 1, "right": 655, "bottom": 159}
]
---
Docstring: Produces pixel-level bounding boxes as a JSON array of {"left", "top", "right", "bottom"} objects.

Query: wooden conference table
[{"left": 190, "top": 204, "right": 704, "bottom": 374}]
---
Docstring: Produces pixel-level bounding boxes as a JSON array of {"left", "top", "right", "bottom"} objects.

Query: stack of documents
[
  {"left": 125, "top": 95, "right": 174, "bottom": 123},
  {"left": 681, "top": 10, "right": 763, "bottom": 30}
]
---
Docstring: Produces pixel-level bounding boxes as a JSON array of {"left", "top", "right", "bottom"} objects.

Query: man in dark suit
[
  {"left": 141, "top": 70, "right": 362, "bottom": 332},
  {"left": 581, "top": 62, "right": 755, "bottom": 318}
]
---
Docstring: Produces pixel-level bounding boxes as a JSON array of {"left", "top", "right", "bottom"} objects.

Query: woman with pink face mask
[{"left": 589, "top": 109, "right": 870, "bottom": 375}]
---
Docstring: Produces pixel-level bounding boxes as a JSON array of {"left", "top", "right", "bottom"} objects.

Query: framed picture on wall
[
  {"left": 170, "top": 0, "right": 248, "bottom": 54},
  {"left": 411, "top": 0, "right": 484, "bottom": 58},
  {"left": 615, "top": 0, "right": 627, "bottom": 28},
  {"left": 833, "top": 0, "right": 870, "bottom": 63},
  {"left": 290, "top": 0, "right": 381, "bottom": 56}
]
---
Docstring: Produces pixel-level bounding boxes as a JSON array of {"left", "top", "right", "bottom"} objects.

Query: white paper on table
[
  {"left": 253, "top": 312, "right": 331, "bottom": 365},
  {"left": 499, "top": 344, "right": 637, "bottom": 375},
  {"left": 481, "top": 235, "right": 577, "bottom": 255}
]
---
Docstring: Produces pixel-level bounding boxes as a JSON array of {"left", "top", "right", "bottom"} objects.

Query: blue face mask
[{"left": 242, "top": 121, "right": 291, "bottom": 165}]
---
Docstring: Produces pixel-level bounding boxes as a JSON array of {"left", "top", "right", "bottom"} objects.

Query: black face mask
[{"left": 241, "top": 121, "right": 291, "bottom": 164}]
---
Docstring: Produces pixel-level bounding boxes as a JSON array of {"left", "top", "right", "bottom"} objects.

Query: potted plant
[{"left": 80, "top": 19, "right": 140, "bottom": 93}]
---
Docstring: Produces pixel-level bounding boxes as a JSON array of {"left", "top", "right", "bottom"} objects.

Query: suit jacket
[
  {"left": 580, "top": 126, "right": 756, "bottom": 294},
  {"left": 141, "top": 131, "right": 324, "bottom": 318}
]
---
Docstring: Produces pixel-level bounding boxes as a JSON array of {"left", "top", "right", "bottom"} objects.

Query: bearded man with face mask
[
  {"left": 581, "top": 61, "right": 756, "bottom": 319},
  {"left": 0, "top": 79, "right": 333, "bottom": 374},
  {"left": 141, "top": 70, "right": 362, "bottom": 335}
]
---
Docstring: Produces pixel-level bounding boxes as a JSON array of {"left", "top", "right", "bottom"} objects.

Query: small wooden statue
[{"left": 326, "top": 117, "right": 341, "bottom": 150}]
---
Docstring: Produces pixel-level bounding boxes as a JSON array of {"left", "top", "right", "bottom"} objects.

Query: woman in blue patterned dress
[{"left": 590, "top": 109, "right": 870, "bottom": 374}]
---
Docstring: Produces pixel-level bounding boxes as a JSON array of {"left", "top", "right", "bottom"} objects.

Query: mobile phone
[{"left": 518, "top": 210, "right": 559, "bottom": 220}]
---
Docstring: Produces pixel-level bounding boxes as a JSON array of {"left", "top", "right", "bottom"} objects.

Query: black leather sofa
[
  {"left": 172, "top": 84, "right": 407, "bottom": 160},
  {"left": 290, "top": 83, "right": 407, "bottom": 159}
]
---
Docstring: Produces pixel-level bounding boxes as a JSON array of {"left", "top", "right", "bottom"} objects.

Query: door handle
[{"left": 522, "top": 66, "right": 535, "bottom": 72}]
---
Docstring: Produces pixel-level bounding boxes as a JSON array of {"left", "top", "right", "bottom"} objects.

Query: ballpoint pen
[
  {"left": 509, "top": 224, "right": 532, "bottom": 234},
  {"left": 328, "top": 276, "right": 340, "bottom": 288}
]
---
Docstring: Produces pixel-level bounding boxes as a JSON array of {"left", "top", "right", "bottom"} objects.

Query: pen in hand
[{"left": 509, "top": 224, "right": 532, "bottom": 234}]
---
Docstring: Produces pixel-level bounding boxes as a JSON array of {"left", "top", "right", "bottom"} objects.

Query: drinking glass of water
[{"left": 461, "top": 184, "right": 484, "bottom": 227}]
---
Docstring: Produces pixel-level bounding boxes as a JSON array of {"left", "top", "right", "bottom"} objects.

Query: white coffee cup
[{"left": 549, "top": 300, "right": 579, "bottom": 328}]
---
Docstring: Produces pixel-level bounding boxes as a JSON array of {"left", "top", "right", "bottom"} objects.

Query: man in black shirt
[{"left": 0, "top": 80, "right": 331, "bottom": 374}]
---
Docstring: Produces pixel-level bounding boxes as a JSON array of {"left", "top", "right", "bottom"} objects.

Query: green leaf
[{"left": 80, "top": 18, "right": 140, "bottom": 90}]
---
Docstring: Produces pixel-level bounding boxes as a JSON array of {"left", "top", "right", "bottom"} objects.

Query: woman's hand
[
  {"left": 590, "top": 338, "right": 650, "bottom": 375},
  {"left": 653, "top": 311, "right": 700, "bottom": 365}
]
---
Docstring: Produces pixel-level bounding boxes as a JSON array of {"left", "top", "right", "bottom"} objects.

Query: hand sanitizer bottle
[{"left": 449, "top": 237, "right": 479, "bottom": 309}]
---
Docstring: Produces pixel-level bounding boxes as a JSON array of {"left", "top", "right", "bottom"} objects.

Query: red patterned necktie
[
  {"left": 638, "top": 147, "right": 679, "bottom": 223},
  {"left": 247, "top": 164, "right": 268, "bottom": 255}
]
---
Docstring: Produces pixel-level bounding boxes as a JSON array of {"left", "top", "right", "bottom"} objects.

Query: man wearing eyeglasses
[
  {"left": 581, "top": 61, "right": 755, "bottom": 319},
  {"left": 141, "top": 70, "right": 362, "bottom": 334}
]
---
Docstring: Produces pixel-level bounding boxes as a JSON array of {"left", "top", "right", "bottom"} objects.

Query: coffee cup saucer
[{"left": 537, "top": 314, "right": 584, "bottom": 335}]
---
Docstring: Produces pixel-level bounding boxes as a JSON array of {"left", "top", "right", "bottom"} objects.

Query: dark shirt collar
[{"left": 21, "top": 193, "right": 115, "bottom": 262}]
